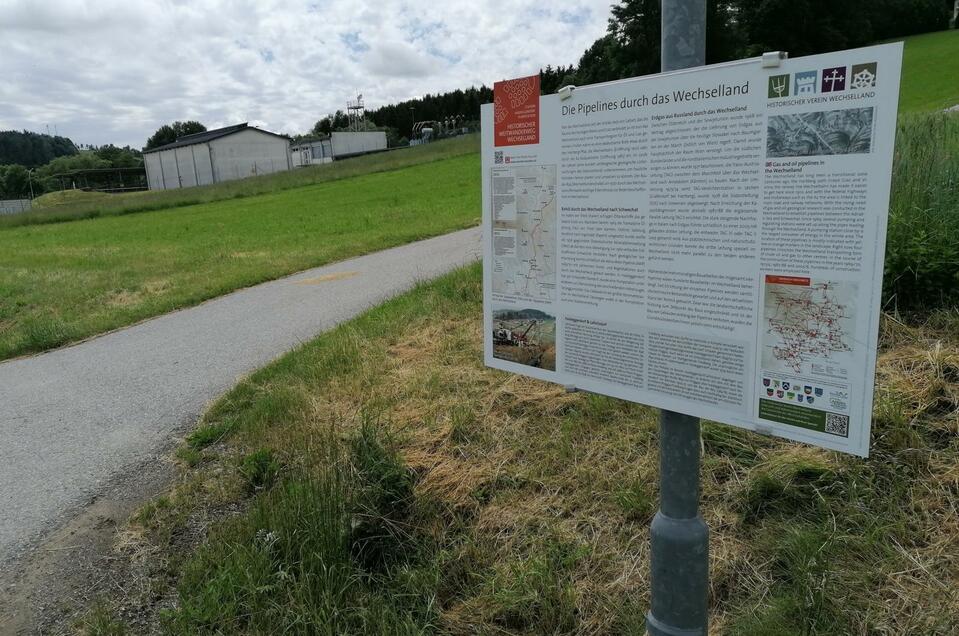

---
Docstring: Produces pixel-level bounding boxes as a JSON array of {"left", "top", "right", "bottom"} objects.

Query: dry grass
[{"left": 84, "top": 268, "right": 959, "bottom": 634}]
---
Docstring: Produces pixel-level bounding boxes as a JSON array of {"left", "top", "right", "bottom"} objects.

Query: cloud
[
  {"left": 0, "top": 0, "right": 611, "bottom": 148},
  {"left": 0, "top": 0, "right": 146, "bottom": 33},
  {"left": 341, "top": 31, "right": 370, "bottom": 53},
  {"left": 364, "top": 40, "right": 436, "bottom": 78}
]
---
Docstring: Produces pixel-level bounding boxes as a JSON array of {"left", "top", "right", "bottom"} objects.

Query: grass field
[
  {"left": 79, "top": 265, "right": 958, "bottom": 635},
  {"left": 0, "top": 153, "right": 479, "bottom": 360},
  {"left": 3, "top": 136, "right": 479, "bottom": 228},
  {"left": 896, "top": 30, "right": 959, "bottom": 113}
]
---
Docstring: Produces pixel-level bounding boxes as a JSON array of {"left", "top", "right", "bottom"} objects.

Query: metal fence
[{"left": 0, "top": 199, "right": 31, "bottom": 215}]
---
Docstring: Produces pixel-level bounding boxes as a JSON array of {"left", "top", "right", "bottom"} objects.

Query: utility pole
[{"left": 646, "top": 2, "right": 709, "bottom": 635}]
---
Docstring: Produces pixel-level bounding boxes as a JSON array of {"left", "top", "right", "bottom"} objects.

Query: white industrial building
[
  {"left": 331, "top": 131, "right": 387, "bottom": 158},
  {"left": 291, "top": 131, "right": 388, "bottom": 168},
  {"left": 290, "top": 138, "right": 334, "bottom": 167},
  {"left": 143, "top": 123, "right": 292, "bottom": 190}
]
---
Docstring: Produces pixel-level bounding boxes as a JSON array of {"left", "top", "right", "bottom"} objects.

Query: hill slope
[{"left": 896, "top": 29, "right": 959, "bottom": 113}]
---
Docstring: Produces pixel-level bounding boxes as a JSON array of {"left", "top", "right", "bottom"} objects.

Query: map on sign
[
  {"left": 490, "top": 164, "right": 556, "bottom": 301},
  {"left": 761, "top": 278, "right": 856, "bottom": 377}
]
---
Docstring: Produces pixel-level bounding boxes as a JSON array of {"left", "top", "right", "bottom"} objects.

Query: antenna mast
[{"left": 346, "top": 94, "right": 365, "bottom": 132}]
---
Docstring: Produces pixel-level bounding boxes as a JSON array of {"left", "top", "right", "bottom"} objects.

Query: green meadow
[
  {"left": 895, "top": 30, "right": 959, "bottom": 113},
  {"left": 0, "top": 152, "right": 479, "bottom": 360},
  {"left": 3, "top": 135, "right": 479, "bottom": 228}
]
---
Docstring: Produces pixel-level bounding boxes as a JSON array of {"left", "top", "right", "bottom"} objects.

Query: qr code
[
  {"left": 825, "top": 413, "right": 849, "bottom": 437},
  {"left": 494, "top": 151, "right": 504, "bottom": 164}
]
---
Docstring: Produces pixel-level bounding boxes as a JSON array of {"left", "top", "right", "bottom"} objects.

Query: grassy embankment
[
  {"left": 895, "top": 29, "right": 959, "bottom": 114},
  {"left": 85, "top": 265, "right": 959, "bottom": 635},
  {"left": 81, "top": 113, "right": 959, "bottom": 634},
  {"left": 0, "top": 149, "right": 479, "bottom": 360},
  {"left": 4, "top": 135, "right": 479, "bottom": 228}
]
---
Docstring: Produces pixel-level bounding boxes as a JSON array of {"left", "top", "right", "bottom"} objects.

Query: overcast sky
[{"left": 0, "top": 0, "right": 613, "bottom": 148}]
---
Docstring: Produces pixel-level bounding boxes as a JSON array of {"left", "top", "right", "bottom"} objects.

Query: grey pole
[{"left": 647, "top": 2, "right": 709, "bottom": 635}]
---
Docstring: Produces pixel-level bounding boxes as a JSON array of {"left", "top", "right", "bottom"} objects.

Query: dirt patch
[
  {"left": 292, "top": 271, "right": 359, "bottom": 285},
  {"left": 0, "top": 450, "right": 177, "bottom": 635},
  {"left": 105, "top": 279, "right": 172, "bottom": 308},
  {"left": 105, "top": 289, "right": 142, "bottom": 308}
]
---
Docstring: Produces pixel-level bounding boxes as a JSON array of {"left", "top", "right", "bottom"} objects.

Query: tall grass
[
  {"left": 167, "top": 424, "right": 433, "bottom": 635},
  {"left": 1, "top": 135, "right": 478, "bottom": 229},
  {"left": 884, "top": 112, "right": 959, "bottom": 311},
  {"left": 87, "top": 265, "right": 958, "bottom": 633}
]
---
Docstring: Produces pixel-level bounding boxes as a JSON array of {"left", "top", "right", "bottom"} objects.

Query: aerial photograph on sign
[
  {"left": 491, "top": 307, "right": 556, "bottom": 370},
  {"left": 766, "top": 107, "right": 875, "bottom": 157}
]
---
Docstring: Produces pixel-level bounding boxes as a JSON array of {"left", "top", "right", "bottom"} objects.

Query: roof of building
[
  {"left": 52, "top": 167, "right": 146, "bottom": 177},
  {"left": 290, "top": 136, "right": 331, "bottom": 148},
  {"left": 143, "top": 123, "right": 291, "bottom": 154}
]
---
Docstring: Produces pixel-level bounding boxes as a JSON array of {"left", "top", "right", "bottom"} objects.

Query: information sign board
[{"left": 481, "top": 44, "right": 903, "bottom": 456}]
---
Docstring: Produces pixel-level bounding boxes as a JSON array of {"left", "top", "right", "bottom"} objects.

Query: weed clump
[
  {"left": 482, "top": 539, "right": 583, "bottom": 633},
  {"left": 736, "top": 452, "right": 840, "bottom": 523},
  {"left": 238, "top": 449, "right": 281, "bottom": 492},
  {"left": 349, "top": 419, "right": 417, "bottom": 572}
]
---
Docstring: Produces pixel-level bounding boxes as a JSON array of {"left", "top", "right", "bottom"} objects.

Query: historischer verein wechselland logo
[{"left": 767, "top": 62, "right": 878, "bottom": 100}]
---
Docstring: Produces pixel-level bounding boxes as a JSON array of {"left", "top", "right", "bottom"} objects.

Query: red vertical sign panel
[{"left": 493, "top": 74, "right": 540, "bottom": 147}]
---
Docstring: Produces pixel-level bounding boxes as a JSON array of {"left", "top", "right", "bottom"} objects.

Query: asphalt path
[{"left": 0, "top": 227, "right": 480, "bottom": 566}]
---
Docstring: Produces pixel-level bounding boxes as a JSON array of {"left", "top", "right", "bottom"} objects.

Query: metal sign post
[{"left": 647, "top": 2, "right": 710, "bottom": 635}]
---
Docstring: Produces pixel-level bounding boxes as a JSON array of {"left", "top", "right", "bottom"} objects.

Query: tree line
[
  {"left": 0, "top": 141, "right": 144, "bottom": 199},
  {"left": 365, "top": 0, "right": 953, "bottom": 137},
  {"left": 0, "top": 130, "right": 77, "bottom": 168}
]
